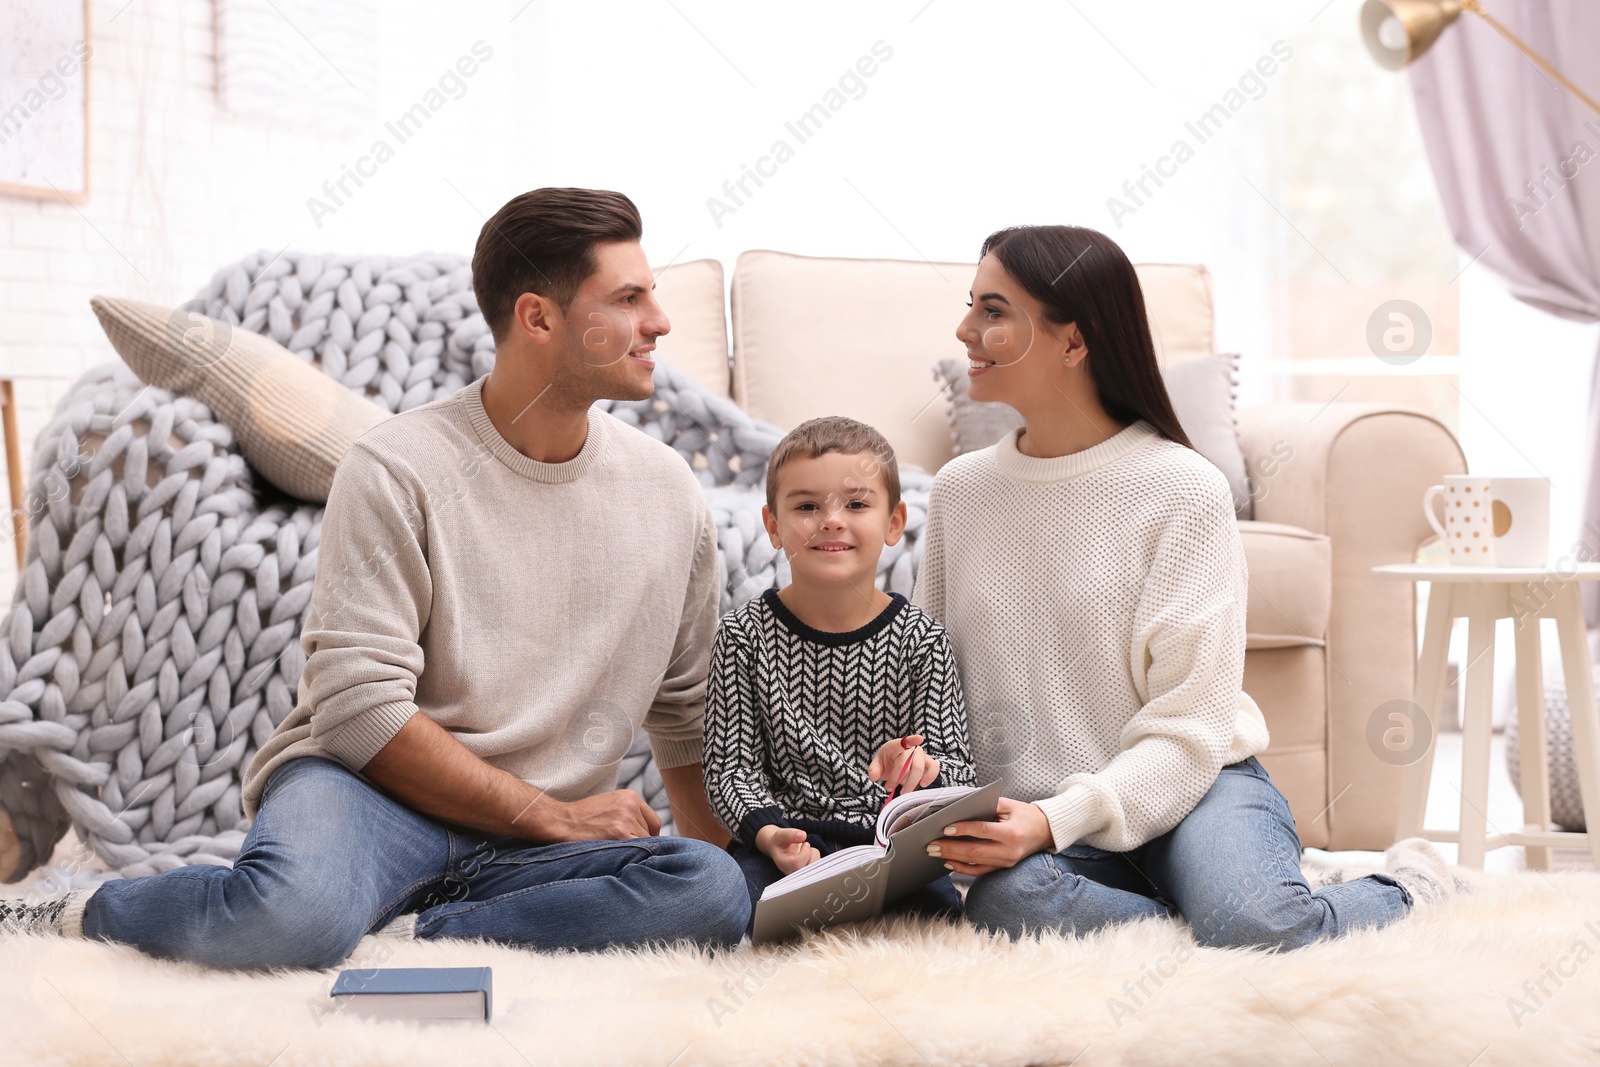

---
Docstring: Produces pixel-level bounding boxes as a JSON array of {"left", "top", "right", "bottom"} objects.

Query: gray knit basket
[
  {"left": 1505, "top": 664, "right": 1593, "bottom": 831},
  {"left": 0, "top": 250, "right": 933, "bottom": 884}
]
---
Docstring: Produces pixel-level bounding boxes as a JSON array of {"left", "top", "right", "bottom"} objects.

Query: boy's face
[{"left": 762, "top": 451, "right": 907, "bottom": 590}]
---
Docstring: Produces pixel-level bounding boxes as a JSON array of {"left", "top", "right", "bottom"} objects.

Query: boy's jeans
[
  {"left": 80, "top": 757, "right": 750, "bottom": 970},
  {"left": 965, "top": 756, "right": 1412, "bottom": 951}
]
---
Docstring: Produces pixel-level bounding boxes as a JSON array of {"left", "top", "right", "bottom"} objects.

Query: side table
[{"left": 1373, "top": 563, "right": 1600, "bottom": 870}]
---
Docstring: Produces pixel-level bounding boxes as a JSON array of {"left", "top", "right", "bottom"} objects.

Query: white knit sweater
[{"left": 912, "top": 419, "right": 1270, "bottom": 853}]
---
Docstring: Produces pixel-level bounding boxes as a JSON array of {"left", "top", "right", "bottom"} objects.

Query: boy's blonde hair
[{"left": 765, "top": 416, "right": 901, "bottom": 514}]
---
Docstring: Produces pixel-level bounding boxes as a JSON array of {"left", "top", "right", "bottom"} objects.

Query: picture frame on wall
[{"left": 0, "top": 0, "right": 91, "bottom": 202}]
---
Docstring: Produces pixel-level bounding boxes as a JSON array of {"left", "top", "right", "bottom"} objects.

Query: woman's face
[{"left": 956, "top": 254, "right": 1073, "bottom": 407}]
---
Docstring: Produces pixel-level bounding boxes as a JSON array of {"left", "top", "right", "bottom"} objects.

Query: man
[{"left": 0, "top": 188, "right": 750, "bottom": 968}]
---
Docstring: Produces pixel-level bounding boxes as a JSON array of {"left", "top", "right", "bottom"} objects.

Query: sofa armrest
[{"left": 1237, "top": 401, "right": 1467, "bottom": 850}]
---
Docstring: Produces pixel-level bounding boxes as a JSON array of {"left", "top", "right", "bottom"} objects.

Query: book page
[
  {"left": 333, "top": 991, "right": 486, "bottom": 1022},
  {"left": 758, "top": 844, "right": 885, "bottom": 899},
  {"left": 749, "top": 783, "right": 1002, "bottom": 944},
  {"left": 751, "top": 847, "right": 891, "bottom": 943},
  {"left": 875, "top": 784, "right": 989, "bottom": 848}
]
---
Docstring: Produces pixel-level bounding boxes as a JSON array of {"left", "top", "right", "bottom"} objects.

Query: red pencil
[{"left": 883, "top": 737, "right": 917, "bottom": 808}]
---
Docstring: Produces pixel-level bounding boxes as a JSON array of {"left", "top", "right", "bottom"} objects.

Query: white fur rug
[{"left": 5, "top": 868, "right": 1600, "bottom": 1067}]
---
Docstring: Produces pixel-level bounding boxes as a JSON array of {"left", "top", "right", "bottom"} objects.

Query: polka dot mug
[{"left": 1424, "top": 475, "right": 1550, "bottom": 567}]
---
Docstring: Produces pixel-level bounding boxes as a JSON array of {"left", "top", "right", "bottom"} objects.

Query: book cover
[{"left": 330, "top": 966, "right": 493, "bottom": 1022}]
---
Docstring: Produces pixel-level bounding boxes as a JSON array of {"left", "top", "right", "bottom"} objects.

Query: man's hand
[
  {"left": 362, "top": 714, "right": 662, "bottom": 844},
  {"left": 537, "top": 789, "right": 662, "bottom": 842},
  {"left": 755, "top": 825, "right": 820, "bottom": 875},
  {"left": 924, "top": 796, "right": 1054, "bottom": 876},
  {"left": 867, "top": 734, "right": 940, "bottom": 795}
]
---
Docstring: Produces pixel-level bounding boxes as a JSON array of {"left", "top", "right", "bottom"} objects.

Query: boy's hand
[
  {"left": 755, "top": 825, "right": 821, "bottom": 875},
  {"left": 867, "top": 734, "right": 940, "bottom": 795}
]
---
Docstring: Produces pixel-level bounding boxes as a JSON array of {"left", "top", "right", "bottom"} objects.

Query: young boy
[{"left": 703, "top": 416, "right": 975, "bottom": 925}]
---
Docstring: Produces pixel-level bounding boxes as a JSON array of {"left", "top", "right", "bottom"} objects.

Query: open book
[{"left": 751, "top": 780, "right": 1002, "bottom": 944}]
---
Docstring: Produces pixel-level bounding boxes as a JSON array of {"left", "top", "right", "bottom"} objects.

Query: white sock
[
  {"left": 374, "top": 913, "right": 417, "bottom": 940},
  {"left": 1383, "top": 837, "right": 1471, "bottom": 907},
  {"left": 1305, "top": 863, "right": 1380, "bottom": 890},
  {"left": 59, "top": 888, "right": 92, "bottom": 939}
]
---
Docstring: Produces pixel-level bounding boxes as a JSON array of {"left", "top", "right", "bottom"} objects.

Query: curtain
[{"left": 1406, "top": 1, "right": 1600, "bottom": 635}]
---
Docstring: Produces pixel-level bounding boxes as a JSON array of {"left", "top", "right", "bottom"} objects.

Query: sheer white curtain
[{"left": 1406, "top": 1, "right": 1600, "bottom": 632}]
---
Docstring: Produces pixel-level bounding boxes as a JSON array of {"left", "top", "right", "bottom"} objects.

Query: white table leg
[
  {"left": 1513, "top": 611, "right": 1551, "bottom": 870},
  {"left": 1456, "top": 584, "right": 1500, "bottom": 869},
  {"left": 1398, "top": 581, "right": 1456, "bottom": 842},
  {"left": 1553, "top": 582, "right": 1600, "bottom": 869}
]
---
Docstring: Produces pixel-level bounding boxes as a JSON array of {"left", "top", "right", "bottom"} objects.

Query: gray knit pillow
[{"left": 934, "top": 352, "right": 1254, "bottom": 519}]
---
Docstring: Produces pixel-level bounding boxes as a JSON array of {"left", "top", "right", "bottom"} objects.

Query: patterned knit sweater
[
  {"left": 913, "top": 419, "right": 1271, "bottom": 854},
  {"left": 704, "top": 589, "right": 976, "bottom": 846}
]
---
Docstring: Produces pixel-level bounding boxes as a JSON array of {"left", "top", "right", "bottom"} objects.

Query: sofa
[{"left": 0, "top": 247, "right": 1464, "bottom": 885}]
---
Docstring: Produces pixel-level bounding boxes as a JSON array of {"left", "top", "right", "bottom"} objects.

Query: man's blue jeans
[
  {"left": 965, "top": 756, "right": 1412, "bottom": 951},
  {"left": 80, "top": 757, "right": 751, "bottom": 970}
]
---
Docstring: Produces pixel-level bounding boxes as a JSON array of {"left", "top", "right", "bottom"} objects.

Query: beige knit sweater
[
  {"left": 913, "top": 420, "right": 1270, "bottom": 854},
  {"left": 241, "top": 378, "right": 720, "bottom": 818}
]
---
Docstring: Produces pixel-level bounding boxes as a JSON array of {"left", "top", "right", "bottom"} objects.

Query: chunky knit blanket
[{"left": 0, "top": 250, "right": 933, "bottom": 883}]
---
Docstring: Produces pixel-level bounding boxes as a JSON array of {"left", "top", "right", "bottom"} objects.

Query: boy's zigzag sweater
[{"left": 703, "top": 589, "right": 976, "bottom": 846}]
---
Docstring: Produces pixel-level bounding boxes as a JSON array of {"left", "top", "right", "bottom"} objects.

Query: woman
[{"left": 913, "top": 225, "right": 1467, "bottom": 950}]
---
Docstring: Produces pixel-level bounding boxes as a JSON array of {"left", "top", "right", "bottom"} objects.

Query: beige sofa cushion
[
  {"left": 90, "top": 296, "right": 391, "bottom": 502},
  {"left": 1248, "top": 646, "right": 1332, "bottom": 849},
  {"left": 652, "top": 258, "right": 729, "bottom": 398},
  {"left": 1135, "top": 263, "right": 1216, "bottom": 368},
  {"left": 1238, "top": 520, "right": 1332, "bottom": 649},
  {"left": 1236, "top": 520, "right": 1333, "bottom": 849},
  {"left": 730, "top": 250, "right": 1215, "bottom": 473}
]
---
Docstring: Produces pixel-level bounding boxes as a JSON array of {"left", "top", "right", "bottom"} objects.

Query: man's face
[{"left": 552, "top": 240, "right": 671, "bottom": 403}]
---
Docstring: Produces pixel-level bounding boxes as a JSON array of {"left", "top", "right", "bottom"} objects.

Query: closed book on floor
[
  {"left": 752, "top": 780, "right": 1002, "bottom": 944},
  {"left": 329, "top": 966, "right": 493, "bottom": 1022}
]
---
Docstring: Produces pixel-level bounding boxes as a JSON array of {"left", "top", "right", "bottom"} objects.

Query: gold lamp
[{"left": 1359, "top": 0, "right": 1600, "bottom": 116}]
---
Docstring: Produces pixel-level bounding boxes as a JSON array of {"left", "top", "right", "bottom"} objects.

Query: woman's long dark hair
[{"left": 981, "top": 225, "right": 1194, "bottom": 451}]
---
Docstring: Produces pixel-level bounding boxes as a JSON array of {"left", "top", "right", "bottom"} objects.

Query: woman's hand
[
  {"left": 755, "top": 825, "right": 821, "bottom": 875},
  {"left": 867, "top": 734, "right": 940, "bottom": 794},
  {"left": 925, "top": 796, "right": 1054, "bottom": 876}
]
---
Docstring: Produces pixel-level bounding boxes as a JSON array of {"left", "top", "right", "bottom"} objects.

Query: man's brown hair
[
  {"left": 765, "top": 416, "right": 901, "bottom": 514},
  {"left": 471, "top": 187, "right": 643, "bottom": 344}
]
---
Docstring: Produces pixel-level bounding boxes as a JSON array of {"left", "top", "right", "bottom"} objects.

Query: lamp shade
[{"left": 1360, "top": 0, "right": 1464, "bottom": 70}]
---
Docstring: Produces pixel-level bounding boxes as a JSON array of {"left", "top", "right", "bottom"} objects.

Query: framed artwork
[{"left": 0, "top": 0, "right": 91, "bottom": 202}]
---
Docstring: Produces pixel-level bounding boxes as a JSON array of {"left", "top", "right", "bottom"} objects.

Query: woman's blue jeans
[
  {"left": 81, "top": 757, "right": 751, "bottom": 970},
  {"left": 965, "top": 756, "right": 1411, "bottom": 951}
]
